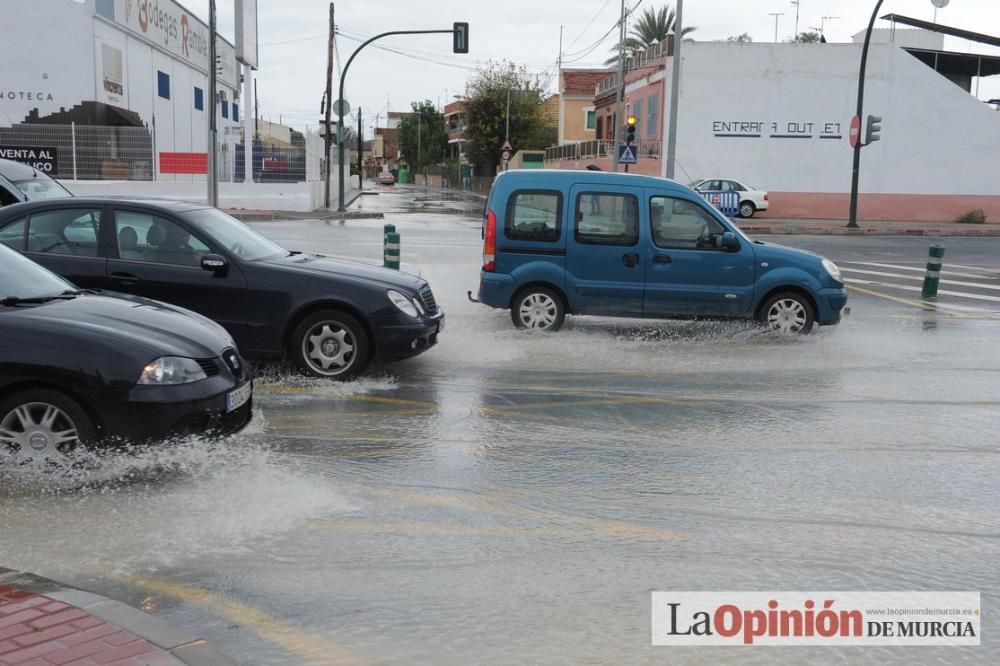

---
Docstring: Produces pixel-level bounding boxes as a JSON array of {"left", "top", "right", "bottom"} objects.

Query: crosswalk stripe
[
  {"left": 840, "top": 267, "right": 1000, "bottom": 292},
  {"left": 843, "top": 278, "right": 1000, "bottom": 303},
  {"left": 841, "top": 261, "right": 998, "bottom": 280}
]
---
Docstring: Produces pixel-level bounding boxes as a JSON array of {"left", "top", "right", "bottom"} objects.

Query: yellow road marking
[
  {"left": 847, "top": 284, "right": 973, "bottom": 317},
  {"left": 121, "top": 574, "right": 362, "bottom": 666}
]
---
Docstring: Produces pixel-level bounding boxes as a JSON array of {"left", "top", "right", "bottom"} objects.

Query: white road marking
[
  {"left": 843, "top": 278, "right": 1000, "bottom": 303},
  {"left": 841, "top": 261, "right": 999, "bottom": 281},
  {"left": 840, "top": 267, "right": 1000, "bottom": 292}
]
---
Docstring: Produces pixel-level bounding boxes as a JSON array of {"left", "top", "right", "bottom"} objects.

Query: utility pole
[
  {"left": 357, "top": 107, "right": 363, "bottom": 187},
  {"left": 557, "top": 25, "right": 564, "bottom": 82},
  {"left": 207, "top": 0, "right": 218, "bottom": 206},
  {"left": 612, "top": 0, "right": 627, "bottom": 171},
  {"left": 243, "top": 63, "right": 253, "bottom": 184},
  {"left": 254, "top": 79, "right": 259, "bottom": 140},
  {"left": 323, "top": 2, "right": 335, "bottom": 209},
  {"left": 791, "top": 0, "right": 800, "bottom": 41},
  {"left": 664, "top": 0, "right": 683, "bottom": 179},
  {"left": 769, "top": 12, "right": 784, "bottom": 43}
]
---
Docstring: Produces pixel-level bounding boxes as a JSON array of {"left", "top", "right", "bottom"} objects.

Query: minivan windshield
[
  {"left": 180, "top": 208, "right": 286, "bottom": 261},
  {"left": 14, "top": 178, "right": 73, "bottom": 200},
  {"left": 0, "top": 244, "right": 75, "bottom": 299}
]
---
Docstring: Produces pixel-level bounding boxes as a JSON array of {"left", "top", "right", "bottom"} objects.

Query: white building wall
[{"left": 673, "top": 42, "right": 1000, "bottom": 197}]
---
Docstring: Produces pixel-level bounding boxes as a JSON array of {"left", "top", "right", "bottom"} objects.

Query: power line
[{"left": 564, "top": 0, "right": 615, "bottom": 53}]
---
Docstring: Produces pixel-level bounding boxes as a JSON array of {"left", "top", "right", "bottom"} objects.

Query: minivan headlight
[
  {"left": 387, "top": 289, "right": 419, "bottom": 318},
  {"left": 138, "top": 357, "right": 207, "bottom": 385},
  {"left": 822, "top": 259, "right": 842, "bottom": 283}
]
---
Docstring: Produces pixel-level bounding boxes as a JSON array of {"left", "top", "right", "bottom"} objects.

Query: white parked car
[{"left": 689, "top": 178, "right": 768, "bottom": 218}]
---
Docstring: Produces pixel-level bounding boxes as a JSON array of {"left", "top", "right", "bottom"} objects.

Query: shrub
[{"left": 954, "top": 209, "right": 987, "bottom": 224}]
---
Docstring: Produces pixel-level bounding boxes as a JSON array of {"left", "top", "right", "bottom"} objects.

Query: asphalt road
[{"left": 1, "top": 185, "right": 998, "bottom": 665}]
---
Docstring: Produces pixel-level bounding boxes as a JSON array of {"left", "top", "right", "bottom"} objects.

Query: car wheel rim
[
  {"left": 767, "top": 299, "right": 807, "bottom": 333},
  {"left": 741, "top": 203, "right": 754, "bottom": 217},
  {"left": 303, "top": 323, "right": 356, "bottom": 376},
  {"left": 0, "top": 402, "right": 80, "bottom": 463},
  {"left": 519, "top": 293, "right": 558, "bottom": 329}
]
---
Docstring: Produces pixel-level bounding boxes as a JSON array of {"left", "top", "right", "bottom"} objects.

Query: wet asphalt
[{"left": 1, "top": 185, "right": 998, "bottom": 665}]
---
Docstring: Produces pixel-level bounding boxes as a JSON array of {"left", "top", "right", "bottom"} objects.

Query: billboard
[{"left": 236, "top": 0, "right": 259, "bottom": 69}]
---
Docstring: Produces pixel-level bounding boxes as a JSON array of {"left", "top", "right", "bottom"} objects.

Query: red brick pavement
[{"left": 0, "top": 585, "right": 177, "bottom": 666}]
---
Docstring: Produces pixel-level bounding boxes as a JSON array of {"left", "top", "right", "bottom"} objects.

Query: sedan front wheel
[
  {"left": 0, "top": 390, "right": 95, "bottom": 465},
  {"left": 291, "top": 311, "right": 370, "bottom": 380}
]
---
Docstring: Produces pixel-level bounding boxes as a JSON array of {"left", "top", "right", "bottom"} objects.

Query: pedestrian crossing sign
[{"left": 617, "top": 144, "right": 637, "bottom": 164}]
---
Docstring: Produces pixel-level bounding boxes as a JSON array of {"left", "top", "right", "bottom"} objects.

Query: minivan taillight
[{"left": 483, "top": 209, "right": 497, "bottom": 272}]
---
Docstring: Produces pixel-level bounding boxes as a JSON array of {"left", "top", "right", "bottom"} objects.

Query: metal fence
[
  {"left": 544, "top": 139, "right": 661, "bottom": 162},
  {"left": 0, "top": 123, "right": 154, "bottom": 181}
]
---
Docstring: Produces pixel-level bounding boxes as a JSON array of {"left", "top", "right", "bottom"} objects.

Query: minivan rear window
[{"left": 505, "top": 190, "right": 562, "bottom": 242}]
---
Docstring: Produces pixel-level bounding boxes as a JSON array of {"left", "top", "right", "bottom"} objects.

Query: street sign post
[{"left": 617, "top": 144, "right": 637, "bottom": 165}]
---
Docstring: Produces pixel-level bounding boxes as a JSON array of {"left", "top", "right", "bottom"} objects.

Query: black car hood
[
  {"left": 8, "top": 293, "right": 232, "bottom": 358},
  {"left": 261, "top": 254, "right": 426, "bottom": 292}
]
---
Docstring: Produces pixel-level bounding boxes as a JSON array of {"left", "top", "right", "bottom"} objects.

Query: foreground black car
[
  {"left": 0, "top": 198, "right": 444, "bottom": 379},
  {"left": 0, "top": 244, "right": 252, "bottom": 463}
]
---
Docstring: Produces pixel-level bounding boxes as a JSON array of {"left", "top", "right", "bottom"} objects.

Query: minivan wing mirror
[
  {"left": 721, "top": 232, "right": 739, "bottom": 250},
  {"left": 201, "top": 253, "right": 229, "bottom": 273}
]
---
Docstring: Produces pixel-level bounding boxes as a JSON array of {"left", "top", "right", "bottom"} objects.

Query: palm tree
[{"left": 604, "top": 4, "right": 696, "bottom": 66}]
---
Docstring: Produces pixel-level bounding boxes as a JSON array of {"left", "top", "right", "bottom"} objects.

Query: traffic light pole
[
  {"left": 337, "top": 28, "right": 462, "bottom": 211},
  {"left": 847, "top": 0, "right": 885, "bottom": 229}
]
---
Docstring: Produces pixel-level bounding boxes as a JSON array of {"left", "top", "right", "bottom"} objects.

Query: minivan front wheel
[
  {"left": 0, "top": 390, "right": 95, "bottom": 465},
  {"left": 759, "top": 293, "right": 815, "bottom": 334},
  {"left": 291, "top": 310, "right": 370, "bottom": 380},
  {"left": 512, "top": 288, "right": 565, "bottom": 331}
]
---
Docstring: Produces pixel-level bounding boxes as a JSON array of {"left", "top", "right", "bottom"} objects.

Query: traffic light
[
  {"left": 865, "top": 114, "right": 882, "bottom": 145},
  {"left": 625, "top": 116, "right": 636, "bottom": 144},
  {"left": 453, "top": 22, "right": 469, "bottom": 54}
]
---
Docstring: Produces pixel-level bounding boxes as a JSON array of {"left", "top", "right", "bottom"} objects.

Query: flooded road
[{"left": 2, "top": 186, "right": 998, "bottom": 664}]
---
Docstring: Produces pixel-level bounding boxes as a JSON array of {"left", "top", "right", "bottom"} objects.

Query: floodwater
[{"left": 2, "top": 187, "right": 998, "bottom": 665}]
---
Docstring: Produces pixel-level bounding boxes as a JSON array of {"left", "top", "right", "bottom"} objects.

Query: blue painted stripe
[
  {"left": 819, "top": 135, "right": 843, "bottom": 139},
  {"left": 714, "top": 134, "right": 761, "bottom": 138},
  {"left": 770, "top": 134, "right": 813, "bottom": 139}
]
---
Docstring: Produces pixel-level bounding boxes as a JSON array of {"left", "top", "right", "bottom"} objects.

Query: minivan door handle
[
  {"left": 622, "top": 252, "right": 639, "bottom": 268},
  {"left": 110, "top": 272, "right": 140, "bottom": 286},
  {"left": 652, "top": 254, "right": 672, "bottom": 264}
]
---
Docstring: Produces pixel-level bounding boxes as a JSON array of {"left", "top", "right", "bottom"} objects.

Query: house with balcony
[{"left": 444, "top": 100, "right": 467, "bottom": 161}]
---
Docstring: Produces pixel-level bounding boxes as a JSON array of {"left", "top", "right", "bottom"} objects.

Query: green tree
[
  {"left": 397, "top": 100, "right": 447, "bottom": 170},
  {"left": 464, "top": 62, "right": 549, "bottom": 175},
  {"left": 604, "top": 4, "right": 696, "bottom": 66},
  {"left": 795, "top": 31, "right": 822, "bottom": 43},
  {"left": 726, "top": 33, "right": 753, "bottom": 43}
]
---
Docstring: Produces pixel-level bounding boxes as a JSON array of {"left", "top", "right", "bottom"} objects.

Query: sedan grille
[
  {"left": 196, "top": 358, "right": 220, "bottom": 378},
  {"left": 419, "top": 285, "right": 439, "bottom": 316}
]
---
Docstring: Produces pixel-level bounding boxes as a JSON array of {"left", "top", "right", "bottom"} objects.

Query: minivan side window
[
  {"left": 650, "top": 197, "right": 726, "bottom": 250},
  {"left": 506, "top": 190, "right": 562, "bottom": 242},
  {"left": 575, "top": 193, "right": 639, "bottom": 246}
]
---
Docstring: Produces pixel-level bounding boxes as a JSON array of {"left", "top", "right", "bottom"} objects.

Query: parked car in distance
[
  {"left": 689, "top": 178, "right": 768, "bottom": 218},
  {"left": 379, "top": 172, "right": 396, "bottom": 186},
  {"left": 0, "top": 243, "right": 252, "bottom": 464},
  {"left": 475, "top": 170, "right": 845, "bottom": 334},
  {"left": 0, "top": 198, "right": 443, "bottom": 380},
  {"left": 0, "top": 158, "right": 73, "bottom": 207}
]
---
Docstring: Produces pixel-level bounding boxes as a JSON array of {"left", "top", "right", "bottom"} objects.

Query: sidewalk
[
  {"left": 0, "top": 569, "right": 232, "bottom": 666},
  {"left": 737, "top": 217, "right": 1000, "bottom": 236}
]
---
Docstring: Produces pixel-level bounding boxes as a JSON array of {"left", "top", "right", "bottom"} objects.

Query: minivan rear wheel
[
  {"left": 759, "top": 292, "right": 815, "bottom": 334},
  {"left": 512, "top": 287, "right": 565, "bottom": 331},
  {"left": 0, "top": 390, "right": 95, "bottom": 465}
]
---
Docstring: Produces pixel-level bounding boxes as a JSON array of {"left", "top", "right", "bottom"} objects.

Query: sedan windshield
[
  {"left": 14, "top": 178, "right": 73, "bottom": 200},
  {"left": 0, "top": 244, "right": 74, "bottom": 300},
  {"left": 180, "top": 208, "right": 286, "bottom": 261}
]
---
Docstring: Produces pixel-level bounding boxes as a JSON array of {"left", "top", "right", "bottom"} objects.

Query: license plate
[{"left": 226, "top": 382, "right": 252, "bottom": 412}]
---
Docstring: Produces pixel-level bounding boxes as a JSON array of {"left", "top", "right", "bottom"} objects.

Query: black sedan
[
  {"left": 0, "top": 198, "right": 444, "bottom": 379},
  {"left": 0, "top": 244, "right": 252, "bottom": 463}
]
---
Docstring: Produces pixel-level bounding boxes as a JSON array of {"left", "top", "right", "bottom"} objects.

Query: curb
[
  {"left": 0, "top": 568, "right": 234, "bottom": 666},
  {"left": 737, "top": 225, "right": 1000, "bottom": 236}
]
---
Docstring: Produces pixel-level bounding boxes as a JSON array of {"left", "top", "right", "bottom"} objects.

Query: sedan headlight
[
  {"left": 412, "top": 296, "right": 425, "bottom": 315},
  {"left": 387, "top": 289, "right": 419, "bottom": 318},
  {"left": 822, "top": 258, "right": 842, "bottom": 283},
  {"left": 138, "top": 357, "right": 208, "bottom": 385}
]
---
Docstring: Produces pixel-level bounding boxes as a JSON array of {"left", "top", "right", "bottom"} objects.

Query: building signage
[
  {"left": 1, "top": 91, "right": 54, "bottom": 103},
  {"left": 103, "top": 0, "right": 238, "bottom": 88},
  {"left": 102, "top": 44, "right": 125, "bottom": 104},
  {"left": 712, "top": 120, "right": 843, "bottom": 140},
  {"left": 0, "top": 147, "right": 58, "bottom": 173}
]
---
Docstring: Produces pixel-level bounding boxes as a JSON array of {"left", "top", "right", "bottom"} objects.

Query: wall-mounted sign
[
  {"left": 712, "top": 120, "right": 843, "bottom": 140},
  {"left": 0, "top": 146, "right": 58, "bottom": 173},
  {"left": 101, "top": 44, "right": 125, "bottom": 104}
]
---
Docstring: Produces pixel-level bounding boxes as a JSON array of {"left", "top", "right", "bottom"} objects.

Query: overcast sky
[{"left": 187, "top": 0, "right": 1000, "bottom": 135}]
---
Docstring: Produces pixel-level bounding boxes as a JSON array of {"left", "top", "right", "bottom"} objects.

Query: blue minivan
[{"left": 475, "top": 170, "right": 847, "bottom": 334}]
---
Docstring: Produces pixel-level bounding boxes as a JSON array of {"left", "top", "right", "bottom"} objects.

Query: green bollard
[
  {"left": 383, "top": 224, "right": 396, "bottom": 268},
  {"left": 384, "top": 232, "right": 400, "bottom": 270},
  {"left": 921, "top": 245, "right": 945, "bottom": 298}
]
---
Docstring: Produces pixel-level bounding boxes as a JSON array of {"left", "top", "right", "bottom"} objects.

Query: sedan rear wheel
[
  {"left": 291, "top": 311, "right": 370, "bottom": 380},
  {"left": 0, "top": 390, "right": 95, "bottom": 465},
  {"left": 739, "top": 201, "right": 757, "bottom": 218}
]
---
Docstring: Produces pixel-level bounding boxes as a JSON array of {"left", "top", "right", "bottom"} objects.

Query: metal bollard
[
  {"left": 921, "top": 244, "right": 945, "bottom": 298},
  {"left": 384, "top": 231, "right": 400, "bottom": 270}
]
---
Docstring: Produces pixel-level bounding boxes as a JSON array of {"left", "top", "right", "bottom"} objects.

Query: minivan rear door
[
  {"left": 565, "top": 185, "right": 644, "bottom": 316},
  {"left": 644, "top": 193, "right": 756, "bottom": 316}
]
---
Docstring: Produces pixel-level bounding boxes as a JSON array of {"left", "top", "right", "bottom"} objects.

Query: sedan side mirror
[
  {"left": 721, "top": 232, "right": 739, "bottom": 250},
  {"left": 201, "top": 253, "right": 229, "bottom": 273}
]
